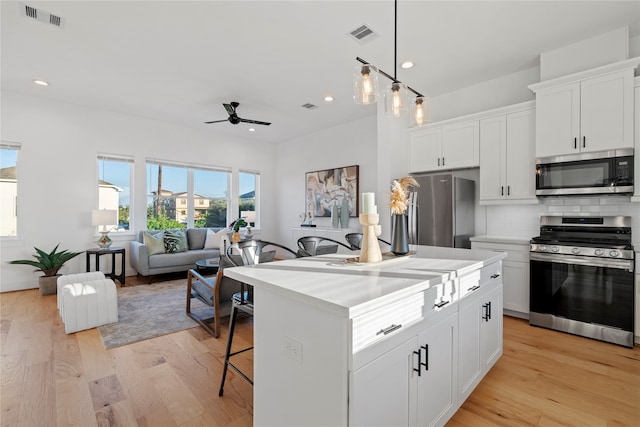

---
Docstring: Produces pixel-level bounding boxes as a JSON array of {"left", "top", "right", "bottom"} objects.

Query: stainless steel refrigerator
[{"left": 406, "top": 174, "right": 475, "bottom": 248}]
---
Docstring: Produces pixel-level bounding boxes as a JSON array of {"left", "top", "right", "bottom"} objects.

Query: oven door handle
[{"left": 530, "top": 252, "right": 634, "bottom": 272}]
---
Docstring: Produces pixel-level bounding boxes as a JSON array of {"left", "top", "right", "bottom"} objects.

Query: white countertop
[
  {"left": 224, "top": 245, "right": 506, "bottom": 318},
  {"left": 470, "top": 235, "right": 532, "bottom": 245}
]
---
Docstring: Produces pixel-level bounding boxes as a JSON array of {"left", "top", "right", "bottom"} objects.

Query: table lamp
[{"left": 92, "top": 209, "right": 118, "bottom": 248}]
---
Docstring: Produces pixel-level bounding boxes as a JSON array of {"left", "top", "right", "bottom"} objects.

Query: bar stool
[{"left": 218, "top": 240, "right": 298, "bottom": 396}]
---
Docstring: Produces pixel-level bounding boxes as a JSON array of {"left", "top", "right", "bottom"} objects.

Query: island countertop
[{"left": 223, "top": 244, "right": 506, "bottom": 318}]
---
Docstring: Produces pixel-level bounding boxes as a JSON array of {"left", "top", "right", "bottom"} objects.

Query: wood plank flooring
[{"left": 1, "top": 276, "right": 639, "bottom": 426}]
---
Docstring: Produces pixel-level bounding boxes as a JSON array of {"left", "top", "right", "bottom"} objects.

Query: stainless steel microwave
[{"left": 535, "top": 149, "right": 634, "bottom": 196}]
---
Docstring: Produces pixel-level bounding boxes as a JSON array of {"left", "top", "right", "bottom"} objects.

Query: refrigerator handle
[{"left": 408, "top": 192, "right": 418, "bottom": 244}]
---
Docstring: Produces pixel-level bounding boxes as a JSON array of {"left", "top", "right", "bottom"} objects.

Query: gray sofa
[{"left": 130, "top": 228, "right": 224, "bottom": 278}]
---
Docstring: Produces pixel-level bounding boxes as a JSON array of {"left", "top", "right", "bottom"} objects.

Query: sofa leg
[{"left": 147, "top": 275, "right": 154, "bottom": 284}]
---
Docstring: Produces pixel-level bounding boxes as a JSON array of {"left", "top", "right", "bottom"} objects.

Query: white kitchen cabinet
[
  {"left": 479, "top": 108, "right": 536, "bottom": 204},
  {"left": 458, "top": 264, "right": 503, "bottom": 402},
  {"left": 408, "top": 120, "right": 479, "bottom": 173},
  {"left": 471, "top": 238, "right": 530, "bottom": 317},
  {"left": 530, "top": 60, "right": 639, "bottom": 158},
  {"left": 350, "top": 311, "right": 458, "bottom": 427}
]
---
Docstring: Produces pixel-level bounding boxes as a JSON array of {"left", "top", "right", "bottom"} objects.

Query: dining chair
[
  {"left": 344, "top": 232, "right": 391, "bottom": 250},
  {"left": 218, "top": 239, "right": 299, "bottom": 396},
  {"left": 296, "top": 235, "right": 353, "bottom": 257}
]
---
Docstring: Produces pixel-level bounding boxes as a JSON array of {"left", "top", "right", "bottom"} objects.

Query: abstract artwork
[{"left": 305, "top": 165, "right": 359, "bottom": 218}]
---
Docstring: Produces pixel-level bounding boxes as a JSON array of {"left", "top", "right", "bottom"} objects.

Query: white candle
[{"left": 362, "top": 192, "right": 375, "bottom": 214}]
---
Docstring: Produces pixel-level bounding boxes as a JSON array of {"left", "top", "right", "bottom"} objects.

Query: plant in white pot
[{"left": 9, "top": 244, "right": 82, "bottom": 295}]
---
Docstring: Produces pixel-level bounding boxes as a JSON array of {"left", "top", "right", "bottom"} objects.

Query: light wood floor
[{"left": 1, "top": 276, "right": 639, "bottom": 427}]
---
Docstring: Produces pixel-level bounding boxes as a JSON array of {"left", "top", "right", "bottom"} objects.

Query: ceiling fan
[{"left": 204, "top": 102, "right": 271, "bottom": 126}]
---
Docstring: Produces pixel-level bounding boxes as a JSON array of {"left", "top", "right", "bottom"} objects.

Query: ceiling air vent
[
  {"left": 301, "top": 103, "right": 318, "bottom": 110},
  {"left": 347, "top": 24, "right": 379, "bottom": 45},
  {"left": 21, "top": 3, "right": 65, "bottom": 28}
]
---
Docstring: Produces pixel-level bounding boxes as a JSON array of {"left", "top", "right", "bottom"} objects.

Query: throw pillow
[
  {"left": 204, "top": 228, "right": 227, "bottom": 249},
  {"left": 164, "top": 229, "right": 188, "bottom": 253},
  {"left": 143, "top": 231, "right": 165, "bottom": 255}
]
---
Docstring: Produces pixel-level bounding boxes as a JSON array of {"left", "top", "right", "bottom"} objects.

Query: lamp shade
[
  {"left": 410, "top": 96, "right": 431, "bottom": 127},
  {"left": 353, "top": 64, "right": 379, "bottom": 105},
  {"left": 92, "top": 209, "right": 118, "bottom": 227},
  {"left": 384, "top": 82, "right": 408, "bottom": 118}
]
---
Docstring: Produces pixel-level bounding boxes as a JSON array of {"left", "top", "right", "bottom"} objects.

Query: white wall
[
  {"left": 274, "top": 115, "right": 377, "bottom": 246},
  {"left": 0, "top": 91, "right": 277, "bottom": 292}
]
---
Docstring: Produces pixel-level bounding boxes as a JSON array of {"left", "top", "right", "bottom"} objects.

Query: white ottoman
[
  {"left": 57, "top": 272, "right": 106, "bottom": 313},
  {"left": 61, "top": 278, "right": 118, "bottom": 334}
]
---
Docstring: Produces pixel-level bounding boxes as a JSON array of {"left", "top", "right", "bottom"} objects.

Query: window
[
  {"left": 147, "top": 159, "right": 230, "bottom": 230},
  {"left": 239, "top": 170, "right": 259, "bottom": 227},
  {"left": 0, "top": 142, "right": 20, "bottom": 237},
  {"left": 98, "top": 155, "right": 133, "bottom": 231}
]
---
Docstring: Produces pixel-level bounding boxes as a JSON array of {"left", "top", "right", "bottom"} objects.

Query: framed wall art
[{"left": 305, "top": 165, "right": 359, "bottom": 219}]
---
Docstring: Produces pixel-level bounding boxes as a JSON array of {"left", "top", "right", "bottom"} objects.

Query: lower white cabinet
[
  {"left": 471, "top": 238, "right": 530, "bottom": 317},
  {"left": 458, "top": 276, "right": 503, "bottom": 402},
  {"left": 350, "top": 312, "right": 458, "bottom": 427}
]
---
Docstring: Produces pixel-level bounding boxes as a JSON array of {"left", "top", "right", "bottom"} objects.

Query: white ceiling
[{"left": 2, "top": 1, "right": 639, "bottom": 144}]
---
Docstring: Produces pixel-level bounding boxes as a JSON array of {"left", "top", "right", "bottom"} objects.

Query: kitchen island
[{"left": 224, "top": 245, "right": 506, "bottom": 427}]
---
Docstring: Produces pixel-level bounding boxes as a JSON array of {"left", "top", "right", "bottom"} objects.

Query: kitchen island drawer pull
[
  {"left": 490, "top": 273, "right": 500, "bottom": 279},
  {"left": 434, "top": 300, "right": 450, "bottom": 309},
  {"left": 467, "top": 285, "right": 480, "bottom": 292},
  {"left": 376, "top": 324, "right": 402, "bottom": 336}
]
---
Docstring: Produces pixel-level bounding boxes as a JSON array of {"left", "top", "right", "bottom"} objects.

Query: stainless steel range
[{"left": 529, "top": 216, "right": 635, "bottom": 347}]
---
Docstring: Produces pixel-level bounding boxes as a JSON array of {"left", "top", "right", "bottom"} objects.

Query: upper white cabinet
[
  {"left": 529, "top": 59, "right": 640, "bottom": 158},
  {"left": 479, "top": 104, "right": 536, "bottom": 204},
  {"left": 409, "top": 120, "right": 479, "bottom": 173}
]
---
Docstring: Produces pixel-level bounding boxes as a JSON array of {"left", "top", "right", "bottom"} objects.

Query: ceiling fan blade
[
  {"left": 240, "top": 118, "right": 272, "bottom": 126},
  {"left": 204, "top": 119, "right": 228, "bottom": 124},
  {"left": 223, "top": 103, "right": 235, "bottom": 116}
]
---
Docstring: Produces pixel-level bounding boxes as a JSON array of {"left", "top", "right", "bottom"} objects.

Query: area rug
[{"left": 98, "top": 279, "right": 209, "bottom": 349}]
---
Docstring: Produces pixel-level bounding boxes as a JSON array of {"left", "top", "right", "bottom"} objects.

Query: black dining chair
[
  {"left": 344, "top": 232, "right": 391, "bottom": 250},
  {"left": 296, "top": 235, "right": 353, "bottom": 257},
  {"left": 218, "top": 239, "right": 299, "bottom": 396}
]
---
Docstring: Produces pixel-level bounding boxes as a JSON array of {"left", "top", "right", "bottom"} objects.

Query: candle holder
[{"left": 359, "top": 213, "right": 383, "bottom": 263}]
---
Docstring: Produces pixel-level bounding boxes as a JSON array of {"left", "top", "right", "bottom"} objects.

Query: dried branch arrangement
[{"left": 389, "top": 176, "right": 419, "bottom": 215}]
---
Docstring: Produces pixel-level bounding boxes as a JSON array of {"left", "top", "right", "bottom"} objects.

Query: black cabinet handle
[
  {"left": 421, "top": 345, "right": 429, "bottom": 371},
  {"left": 442, "top": 157, "right": 445, "bottom": 166},
  {"left": 468, "top": 285, "right": 480, "bottom": 292},
  {"left": 583, "top": 136, "right": 586, "bottom": 148},
  {"left": 501, "top": 186, "right": 504, "bottom": 196},
  {"left": 507, "top": 186, "right": 510, "bottom": 196},
  {"left": 434, "top": 300, "right": 450, "bottom": 309},
  {"left": 490, "top": 273, "right": 500, "bottom": 279},
  {"left": 482, "top": 303, "right": 489, "bottom": 321},
  {"left": 488, "top": 301, "right": 492, "bottom": 320},
  {"left": 574, "top": 137, "right": 577, "bottom": 149},
  {"left": 413, "top": 349, "right": 422, "bottom": 376},
  {"left": 437, "top": 158, "right": 440, "bottom": 166}
]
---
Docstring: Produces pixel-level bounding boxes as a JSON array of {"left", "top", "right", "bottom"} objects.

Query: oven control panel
[{"left": 530, "top": 244, "right": 634, "bottom": 260}]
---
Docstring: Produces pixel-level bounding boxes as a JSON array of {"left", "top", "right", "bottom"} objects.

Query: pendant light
[{"left": 353, "top": 0, "right": 430, "bottom": 126}]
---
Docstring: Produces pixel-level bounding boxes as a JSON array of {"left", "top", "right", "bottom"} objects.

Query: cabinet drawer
[
  {"left": 352, "top": 282, "right": 456, "bottom": 355},
  {"left": 459, "top": 262, "right": 502, "bottom": 300},
  {"left": 471, "top": 242, "right": 529, "bottom": 262}
]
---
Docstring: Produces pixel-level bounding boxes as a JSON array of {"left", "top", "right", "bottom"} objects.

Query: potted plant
[
  {"left": 229, "top": 218, "right": 247, "bottom": 243},
  {"left": 9, "top": 244, "right": 82, "bottom": 295}
]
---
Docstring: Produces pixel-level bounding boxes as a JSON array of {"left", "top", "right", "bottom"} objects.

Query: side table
[
  {"left": 195, "top": 258, "right": 220, "bottom": 275},
  {"left": 86, "top": 247, "right": 126, "bottom": 285}
]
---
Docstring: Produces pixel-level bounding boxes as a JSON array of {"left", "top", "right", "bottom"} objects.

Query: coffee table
[{"left": 195, "top": 258, "right": 220, "bottom": 274}]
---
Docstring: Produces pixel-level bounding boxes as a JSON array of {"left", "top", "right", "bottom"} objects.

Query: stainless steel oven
[
  {"left": 535, "top": 149, "right": 634, "bottom": 196},
  {"left": 529, "top": 216, "right": 635, "bottom": 348}
]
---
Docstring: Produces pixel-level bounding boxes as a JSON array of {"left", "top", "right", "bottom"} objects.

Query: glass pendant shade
[
  {"left": 353, "top": 64, "right": 379, "bottom": 105},
  {"left": 385, "top": 82, "right": 408, "bottom": 117},
  {"left": 410, "top": 96, "right": 431, "bottom": 127}
]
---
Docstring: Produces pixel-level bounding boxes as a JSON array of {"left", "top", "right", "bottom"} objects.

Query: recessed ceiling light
[
  {"left": 33, "top": 79, "right": 49, "bottom": 86},
  {"left": 248, "top": 128, "right": 256, "bottom": 132},
  {"left": 400, "top": 61, "right": 414, "bottom": 69},
  {"left": 324, "top": 96, "right": 334, "bottom": 102}
]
